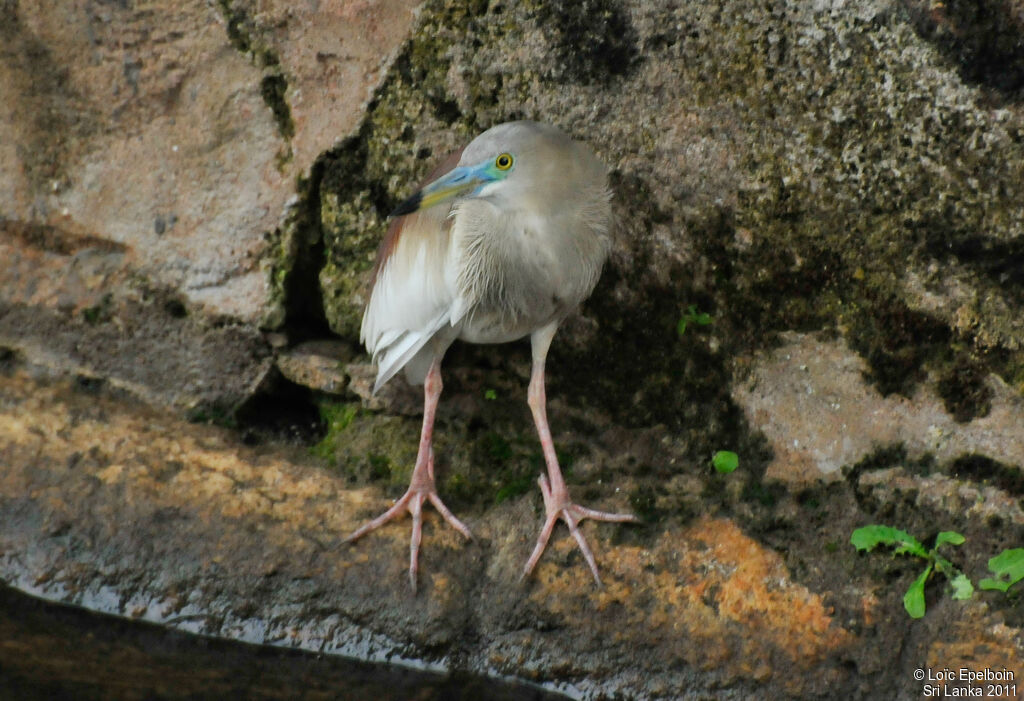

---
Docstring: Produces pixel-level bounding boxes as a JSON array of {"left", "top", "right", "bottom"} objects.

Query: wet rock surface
[
  {"left": 0, "top": 582, "right": 561, "bottom": 701},
  {"left": 1, "top": 0, "right": 1023, "bottom": 698},
  {"left": 2, "top": 369, "right": 1021, "bottom": 698}
]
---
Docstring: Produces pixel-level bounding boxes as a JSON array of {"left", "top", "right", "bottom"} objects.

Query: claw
[
  {"left": 523, "top": 329, "right": 638, "bottom": 586},
  {"left": 522, "top": 474, "right": 637, "bottom": 586},
  {"left": 346, "top": 478, "right": 471, "bottom": 592},
  {"left": 345, "top": 360, "right": 470, "bottom": 590}
]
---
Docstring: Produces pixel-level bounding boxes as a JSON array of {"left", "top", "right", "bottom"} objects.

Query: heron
[{"left": 347, "top": 120, "right": 636, "bottom": 590}]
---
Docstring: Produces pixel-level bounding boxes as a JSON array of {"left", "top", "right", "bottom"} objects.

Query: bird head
[{"left": 389, "top": 121, "right": 604, "bottom": 219}]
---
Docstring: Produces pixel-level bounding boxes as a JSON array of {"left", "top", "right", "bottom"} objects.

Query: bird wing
[{"left": 360, "top": 149, "right": 464, "bottom": 392}]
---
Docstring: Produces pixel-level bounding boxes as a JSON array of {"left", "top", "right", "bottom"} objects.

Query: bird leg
[
  {"left": 345, "top": 358, "right": 471, "bottom": 590},
  {"left": 522, "top": 324, "right": 638, "bottom": 586}
]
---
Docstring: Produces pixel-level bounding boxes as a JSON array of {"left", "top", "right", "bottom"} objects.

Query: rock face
[
  {"left": 0, "top": 0, "right": 419, "bottom": 407},
  {"left": 734, "top": 331, "right": 1024, "bottom": 483},
  {"left": 1, "top": 0, "right": 1022, "bottom": 699},
  {"left": 2, "top": 0, "right": 281, "bottom": 322}
]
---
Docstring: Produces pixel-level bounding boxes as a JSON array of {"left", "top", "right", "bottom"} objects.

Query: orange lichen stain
[
  {"left": 0, "top": 371, "right": 373, "bottom": 559},
  {"left": 594, "top": 578, "right": 633, "bottom": 610},
  {"left": 220, "top": 489, "right": 272, "bottom": 519},
  {"left": 96, "top": 463, "right": 125, "bottom": 483},
  {"left": 430, "top": 572, "right": 451, "bottom": 591},
  {"left": 860, "top": 591, "right": 880, "bottom": 626},
  {"left": 426, "top": 570, "right": 465, "bottom": 611},
  {"left": 529, "top": 516, "right": 851, "bottom": 679},
  {"left": 927, "top": 619, "right": 1024, "bottom": 700},
  {"left": 684, "top": 518, "right": 850, "bottom": 660}
]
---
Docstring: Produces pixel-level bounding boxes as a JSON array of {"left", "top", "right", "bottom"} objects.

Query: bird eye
[{"left": 494, "top": 153, "right": 514, "bottom": 170}]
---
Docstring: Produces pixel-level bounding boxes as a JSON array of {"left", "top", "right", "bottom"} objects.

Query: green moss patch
[
  {"left": 215, "top": 0, "right": 295, "bottom": 144},
  {"left": 312, "top": 400, "right": 418, "bottom": 487}
]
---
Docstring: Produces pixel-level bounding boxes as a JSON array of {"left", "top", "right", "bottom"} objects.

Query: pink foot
[
  {"left": 346, "top": 450, "right": 471, "bottom": 591},
  {"left": 522, "top": 473, "right": 637, "bottom": 586}
]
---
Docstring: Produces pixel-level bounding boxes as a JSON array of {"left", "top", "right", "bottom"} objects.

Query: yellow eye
[{"left": 495, "top": 153, "right": 514, "bottom": 170}]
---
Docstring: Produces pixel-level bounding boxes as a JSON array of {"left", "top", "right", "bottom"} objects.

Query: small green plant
[
  {"left": 712, "top": 450, "right": 739, "bottom": 474},
  {"left": 677, "top": 305, "right": 711, "bottom": 337},
  {"left": 979, "top": 548, "right": 1024, "bottom": 593},
  {"left": 851, "top": 525, "right": 974, "bottom": 618},
  {"left": 81, "top": 293, "right": 114, "bottom": 325},
  {"left": 484, "top": 388, "right": 498, "bottom": 401}
]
